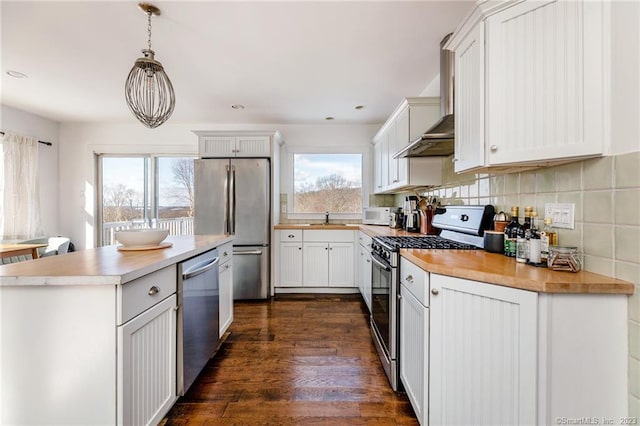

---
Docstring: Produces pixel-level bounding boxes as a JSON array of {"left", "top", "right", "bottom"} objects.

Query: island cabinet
[
  {"left": 398, "top": 259, "right": 629, "bottom": 426},
  {"left": 446, "top": 0, "right": 609, "bottom": 173},
  {"left": 218, "top": 241, "right": 234, "bottom": 337},
  {"left": 275, "top": 229, "right": 357, "bottom": 292}
]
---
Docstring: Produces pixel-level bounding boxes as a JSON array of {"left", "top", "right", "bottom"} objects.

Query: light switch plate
[{"left": 544, "top": 203, "right": 575, "bottom": 229}]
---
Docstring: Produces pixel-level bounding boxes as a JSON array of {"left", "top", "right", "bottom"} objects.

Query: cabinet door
[
  {"left": 395, "top": 108, "right": 409, "bottom": 186},
  {"left": 279, "top": 242, "right": 303, "bottom": 287},
  {"left": 328, "top": 242, "right": 355, "bottom": 287},
  {"left": 387, "top": 123, "right": 399, "bottom": 188},
  {"left": 485, "top": 0, "right": 605, "bottom": 165},
  {"left": 118, "top": 295, "right": 177, "bottom": 426},
  {"left": 236, "top": 136, "right": 271, "bottom": 157},
  {"left": 358, "top": 245, "right": 372, "bottom": 312},
  {"left": 303, "top": 242, "right": 329, "bottom": 286},
  {"left": 453, "top": 21, "right": 485, "bottom": 173},
  {"left": 372, "top": 141, "right": 384, "bottom": 194},
  {"left": 219, "top": 259, "right": 233, "bottom": 337},
  {"left": 429, "top": 274, "right": 537, "bottom": 426},
  {"left": 400, "top": 284, "right": 428, "bottom": 426},
  {"left": 199, "top": 136, "right": 237, "bottom": 157}
]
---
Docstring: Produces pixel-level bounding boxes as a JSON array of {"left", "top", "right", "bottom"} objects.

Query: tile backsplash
[{"left": 402, "top": 151, "right": 640, "bottom": 414}]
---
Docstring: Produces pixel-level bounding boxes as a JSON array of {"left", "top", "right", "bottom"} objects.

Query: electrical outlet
[{"left": 544, "top": 203, "right": 575, "bottom": 229}]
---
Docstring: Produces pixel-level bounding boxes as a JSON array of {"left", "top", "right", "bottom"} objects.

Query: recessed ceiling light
[
  {"left": 325, "top": 116, "right": 334, "bottom": 121},
  {"left": 231, "top": 104, "right": 245, "bottom": 110},
  {"left": 354, "top": 105, "right": 365, "bottom": 110},
  {"left": 6, "top": 70, "right": 28, "bottom": 79}
]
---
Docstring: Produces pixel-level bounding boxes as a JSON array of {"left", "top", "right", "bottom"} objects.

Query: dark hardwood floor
[{"left": 161, "top": 294, "right": 418, "bottom": 425}]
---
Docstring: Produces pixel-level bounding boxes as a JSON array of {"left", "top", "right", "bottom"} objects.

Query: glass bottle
[
  {"left": 516, "top": 207, "right": 532, "bottom": 263},
  {"left": 503, "top": 206, "right": 520, "bottom": 257},
  {"left": 540, "top": 217, "right": 558, "bottom": 265},
  {"left": 527, "top": 212, "right": 542, "bottom": 264}
]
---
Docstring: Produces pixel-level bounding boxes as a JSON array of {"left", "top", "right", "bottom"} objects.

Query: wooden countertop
[
  {"left": 275, "top": 223, "right": 634, "bottom": 295},
  {"left": 401, "top": 249, "right": 635, "bottom": 295},
  {"left": 0, "top": 235, "right": 233, "bottom": 286}
]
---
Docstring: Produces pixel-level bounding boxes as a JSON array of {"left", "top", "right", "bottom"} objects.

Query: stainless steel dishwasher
[{"left": 177, "top": 248, "right": 220, "bottom": 395}]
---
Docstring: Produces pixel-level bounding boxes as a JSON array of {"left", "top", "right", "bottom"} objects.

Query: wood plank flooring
[{"left": 161, "top": 294, "right": 418, "bottom": 425}]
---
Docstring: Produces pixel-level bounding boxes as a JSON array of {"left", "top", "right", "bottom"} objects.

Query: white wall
[
  {"left": 58, "top": 122, "right": 378, "bottom": 249},
  {"left": 0, "top": 105, "right": 60, "bottom": 238}
]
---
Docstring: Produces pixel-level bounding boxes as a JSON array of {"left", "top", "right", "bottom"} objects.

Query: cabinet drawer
[
  {"left": 400, "top": 257, "right": 429, "bottom": 306},
  {"left": 358, "top": 232, "right": 372, "bottom": 249},
  {"left": 303, "top": 230, "right": 354, "bottom": 242},
  {"left": 280, "top": 229, "right": 302, "bottom": 242},
  {"left": 218, "top": 241, "right": 233, "bottom": 265},
  {"left": 118, "top": 265, "right": 177, "bottom": 325}
]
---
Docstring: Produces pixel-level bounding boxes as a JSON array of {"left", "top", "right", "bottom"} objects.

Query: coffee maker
[{"left": 403, "top": 196, "right": 420, "bottom": 233}]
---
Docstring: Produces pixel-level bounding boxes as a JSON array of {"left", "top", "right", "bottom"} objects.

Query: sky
[{"left": 293, "top": 153, "right": 362, "bottom": 190}]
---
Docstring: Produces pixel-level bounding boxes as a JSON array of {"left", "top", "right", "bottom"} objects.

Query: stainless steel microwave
[{"left": 362, "top": 207, "right": 393, "bottom": 225}]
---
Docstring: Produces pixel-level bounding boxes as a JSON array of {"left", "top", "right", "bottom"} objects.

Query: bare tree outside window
[
  {"left": 293, "top": 154, "right": 362, "bottom": 214},
  {"left": 158, "top": 158, "right": 194, "bottom": 218}
]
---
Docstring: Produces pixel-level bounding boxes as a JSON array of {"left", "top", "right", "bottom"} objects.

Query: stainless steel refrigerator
[{"left": 194, "top": 158, "right": 270, "bottom": 299}]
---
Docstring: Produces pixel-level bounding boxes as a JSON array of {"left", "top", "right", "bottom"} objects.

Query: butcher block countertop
[
  {"left": 401, "top": 249, "right": 634, "bottom": 295},
  {"left": 0, "top": 235, "right": 233, "bottom": 287},
  {"left": 276, "top": 224, "right": 634, "bottom": 295}
]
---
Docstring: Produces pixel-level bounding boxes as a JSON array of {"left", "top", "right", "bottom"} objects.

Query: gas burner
[{"left": 374, "top": 235, "right": 478, "bottom": 251}]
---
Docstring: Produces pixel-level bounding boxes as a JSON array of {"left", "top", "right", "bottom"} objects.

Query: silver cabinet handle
[
  {"left": 397, "top": 294, "right": 402, "bottom": 300},
  {"left": 366, "top": 259, "right": 371, "bottom": 263},
  {"left": 148, "top": 286, "right": 160, "bottom": 295},
  {"left": 233, "top": 250, "right": 263, "bottom": 255},
  {"left": 490, "top": 145, "right": 498, "bottom": 152},
  {"left": 452, "top": 157, "right": 458, "bottom": 162},
  {"left": 431, "top": 288, "right": 439, "bottom": 295},
  {"left": 405, "top": 275, "right": 414, "bottom": 283}
]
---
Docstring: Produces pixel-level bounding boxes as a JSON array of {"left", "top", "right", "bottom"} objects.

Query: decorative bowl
[{"left": 114, "top": 229, "right": 169, "bottom": 247}]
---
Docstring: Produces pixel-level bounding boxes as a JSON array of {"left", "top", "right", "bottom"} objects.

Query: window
[
  {"left": 292, "top": 153, "right": 362, "bottom": 215},
  {"left": 98, "top": 155, "right": 195, "bottom": 246}
]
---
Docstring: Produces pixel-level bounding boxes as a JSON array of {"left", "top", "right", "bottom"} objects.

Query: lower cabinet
[
  {"left": 429, "top": 273, "right": 537, "bottom": 426},
  {"left": 276, "top": 230, "right": 357, "bottom": 290},
  {"left": 398, "top": 261, "right": 628, "bottom": 426},
  {"left": 358, "top": 244, "right": 372, "bottom": 312},
  {"left": 219, "top": 257, "right": 234, "bottom": 337},
  {"left": 118, "top": 295, "right": 177, "bottom": 426}
]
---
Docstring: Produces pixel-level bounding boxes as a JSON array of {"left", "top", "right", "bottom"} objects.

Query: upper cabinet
[
  {"left": 194, "top": 131, "right": 284, "bottom": 158},
  {"left": 372, "top": 98, "right": 443, "bottom": 194},
  {"left": 446, "top": 0, "right": 609, "bottom": 173}
]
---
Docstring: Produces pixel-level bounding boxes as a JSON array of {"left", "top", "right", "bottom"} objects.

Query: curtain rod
[{"left": 0, "top": 131, "right": 52, "bottom": 146}]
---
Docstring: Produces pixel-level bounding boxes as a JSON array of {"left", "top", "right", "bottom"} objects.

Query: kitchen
[{"left": 1, "top": 0, "right": 640, "bottom": 425}]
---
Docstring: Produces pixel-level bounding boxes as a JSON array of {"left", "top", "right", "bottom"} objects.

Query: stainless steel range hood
[{"left": 394, "top": 33, "right": 455, "bottom": 158}]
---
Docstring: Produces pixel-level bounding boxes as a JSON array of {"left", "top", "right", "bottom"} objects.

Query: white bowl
[{"left": 115, "top": 229, "right": 169, "bottom": 247}]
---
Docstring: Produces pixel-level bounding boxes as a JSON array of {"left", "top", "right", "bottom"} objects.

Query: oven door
[{"left": 370, "top": 251, "right": 398, "bottom": 389}]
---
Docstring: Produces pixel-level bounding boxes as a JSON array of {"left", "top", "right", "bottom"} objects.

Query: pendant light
[{"left": 125, "top": 3, "right": 175, "bottom": 129}]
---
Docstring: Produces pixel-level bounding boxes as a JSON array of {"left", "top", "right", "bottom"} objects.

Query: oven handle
[{"left": 371, "top": 254, "right": 391, "bottom": 272}]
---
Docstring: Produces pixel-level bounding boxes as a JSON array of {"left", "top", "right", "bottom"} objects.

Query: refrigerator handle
[
  {"left": 230, "top": 165, "right": 236, "bottom": 234},
  {"left": 224, "top": 164, "right": 230, "bottom": 234}
]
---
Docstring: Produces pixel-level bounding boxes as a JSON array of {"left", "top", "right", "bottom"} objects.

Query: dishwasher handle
[
  {"left": 182, "top": 257, "right": 219, "bottom": 280},
  {"left": 233, "top": 250, "right": 263, "bottom": 255}
]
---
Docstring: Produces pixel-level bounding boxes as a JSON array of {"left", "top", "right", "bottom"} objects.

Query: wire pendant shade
[{"left": 125, "top": 4, "right": 175, "bottom": 129}]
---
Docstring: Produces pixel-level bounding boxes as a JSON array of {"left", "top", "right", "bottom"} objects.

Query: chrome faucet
[{"left": 325, "top": 211, "right": 329, "bottom": 225}]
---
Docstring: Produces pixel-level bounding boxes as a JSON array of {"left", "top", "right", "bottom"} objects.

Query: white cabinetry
[
  {"left": 446, "top": 0, "right": 609, "bottom": 173},
  {"left": 197, "top": 135, "right": 270, "bottom": 157},
  {"left": 429, "top": 273, "right": 537, "bottom": 426},
  {"left": 218, "top": 241, "right": 234, "bottom": 337},
  {"left": 399, "top": 257, "right": 429, "bottom": 425},
  {"left": 372, "top": 98, "right": 443, "bottom": 194},
  {"left": 357, "top": 232, "right": 372, "bottom": 312},
  {"left": 275, "top": 229, "right": 357, "bottom": 292},
  {"left": 118, "top": 294, "right": 177, "bottom": 426}
]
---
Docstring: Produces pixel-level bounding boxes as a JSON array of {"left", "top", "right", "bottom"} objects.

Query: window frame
[{"left": 285, "top": 146, "right": 369, "bottom": 221}]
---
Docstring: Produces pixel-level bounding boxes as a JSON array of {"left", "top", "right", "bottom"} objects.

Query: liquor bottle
[
  {"left": 527, "top": 211, "right": 542, "bottom": 264},
  {"left": 515, "top": 207, "right": 532, "bottom": 263},
  {"left": 540, "top": 217, "right": 558, "bottom": 265},
  {"left": 503, "top": 206, "right": 520, "bottom": 257}
]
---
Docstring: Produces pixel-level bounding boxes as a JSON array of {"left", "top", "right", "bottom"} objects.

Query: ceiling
[{"left": 1, "top": 1, "right": 472, "bottom": 126}]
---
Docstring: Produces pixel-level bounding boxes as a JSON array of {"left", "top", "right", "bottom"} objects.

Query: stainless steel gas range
[{"left": 369, "top": 204, "right": 495, "bottom": 391}]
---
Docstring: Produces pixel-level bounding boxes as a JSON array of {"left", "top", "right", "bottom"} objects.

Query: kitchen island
[{"left": 0, "top": 235, "right": 232, "bottom": 426}]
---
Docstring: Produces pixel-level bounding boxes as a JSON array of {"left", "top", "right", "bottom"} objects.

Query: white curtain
[{"left": 1, "top": 132, "right": 41, "bottom": 239}]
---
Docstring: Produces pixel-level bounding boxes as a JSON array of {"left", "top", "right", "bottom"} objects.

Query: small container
[
  {"left": 483, "top": 231, "right": 504, "bottom": 253},
  {"left": 548, "top": 246, "right": 582, "bottom": 272}
]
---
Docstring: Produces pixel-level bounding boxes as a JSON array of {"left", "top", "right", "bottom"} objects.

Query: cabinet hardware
[
  {"left": 398, "top": 294, "right": 402, "bottom": 300},
  {"left": 452, "top": 157, "right": 459, "bottom": 162},
  {"left": 490, "top": 145, "right": 498, "bottom": 152},
  {"left": 431, "top": 288, "right": 439, "bottom": 295},
  {"left": 406, "top": 275, "right": 413, "bottom": 283},
  {"left": 148, "top": 286, "right": 160, "bottom": 295},
  {"left": 288, "top": 234, "right": 295, "bottom": 238}
]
